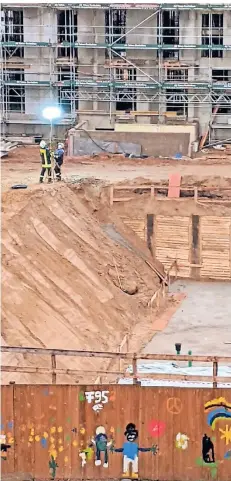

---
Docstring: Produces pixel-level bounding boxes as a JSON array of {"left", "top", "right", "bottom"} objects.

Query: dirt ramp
[{"left": 2, "top": 184, "right": 161, "bottom": 384}]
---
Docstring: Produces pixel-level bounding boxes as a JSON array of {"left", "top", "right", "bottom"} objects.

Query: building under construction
[{"left": 1, "top": 2, "right": 231, "bottom": 143}]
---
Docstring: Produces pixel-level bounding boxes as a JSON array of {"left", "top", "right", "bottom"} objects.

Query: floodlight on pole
[{"left": 42, "top": 106, "right": 61, "bottom": 148}]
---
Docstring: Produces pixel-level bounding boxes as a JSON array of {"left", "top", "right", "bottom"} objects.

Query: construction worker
[
  {"left": 53, "top": 142, "right": 64, "bottom": 181},
  {"left": 39, "top": 140, "right": 52, "bottom": 183}
]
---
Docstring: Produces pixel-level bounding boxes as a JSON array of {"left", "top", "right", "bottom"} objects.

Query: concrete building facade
[{"left": 1, "top": 2, "right": 231, "bottom": 142}]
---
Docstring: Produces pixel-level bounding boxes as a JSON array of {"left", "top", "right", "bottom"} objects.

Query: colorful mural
[
  {"left": 204, "top": 397, "right": 231, "bottom": 460},
  {"left": 112, "top": 423, "right": 158, "bottom": 479},
  {"left": 195, "top": 396, "right": 231, "bottom": 478},
  {"left": 91, "top": 426, "right": 113, "bottom": 468},
  {"left": 175, "top": 433, "right": 189, "bottom": 450},
  {"left": 1, "top": 386, "right": 231, "bottom": 481},
  {"left": 0, "top": 434, "right": 11, "bottom": 460}
]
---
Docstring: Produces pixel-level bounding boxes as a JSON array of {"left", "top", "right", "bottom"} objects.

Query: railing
[
  {"left": 109, "top": 184, "right": 231, "bottom": 205},
  {"left": 1, "top": 346, "right": 231, "bottom": 388}
]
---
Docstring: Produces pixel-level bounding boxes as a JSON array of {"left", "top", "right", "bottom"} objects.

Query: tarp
[{"left": 73, "top": 138, "right": 141, "bottom": 156}]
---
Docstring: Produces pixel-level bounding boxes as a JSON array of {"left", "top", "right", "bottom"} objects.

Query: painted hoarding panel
[{"left": 1, "top": 385, "right": 231, "bottom": 480}]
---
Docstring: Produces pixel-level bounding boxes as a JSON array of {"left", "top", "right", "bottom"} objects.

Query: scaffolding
[{"left": 1, "top": 3, "right": 231, "bottom": 135}]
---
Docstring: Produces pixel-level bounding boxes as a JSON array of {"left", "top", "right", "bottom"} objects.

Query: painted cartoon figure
[
  {"left": 91, "top": 426, "right": 113, "bottom": 468},
  {"left": 112, "top": 423, "right": 158, "bottom": 479},
  {"left": 0, "top": 435, "right": 11, "bottom": 460},
  {"left": 202, "top": 434, "right": 215, "bottom": 463}
]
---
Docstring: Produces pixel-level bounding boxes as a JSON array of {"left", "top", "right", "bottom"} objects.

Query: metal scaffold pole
[{"left": 1, "top": 3, "right": 231, "bottom": 133}]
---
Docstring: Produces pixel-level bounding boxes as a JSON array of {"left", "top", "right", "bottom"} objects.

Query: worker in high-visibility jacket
[{"left": 39, "top": 140, "right": 52, "bottom": 183}]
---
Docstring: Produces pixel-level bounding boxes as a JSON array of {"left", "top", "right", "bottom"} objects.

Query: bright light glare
[{"left": 42, "top": 106, "right": 61, "bottom": 121}]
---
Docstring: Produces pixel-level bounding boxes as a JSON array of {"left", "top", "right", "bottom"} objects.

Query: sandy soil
[
  {"left": 2, "top": 146, "right": 231, "bottom": 384},
  {"left": 2, "top": 145, "right": 231, "bottom": 191},
  {"left": 2, "top": 182, "right": 182, "bottom": 384}
]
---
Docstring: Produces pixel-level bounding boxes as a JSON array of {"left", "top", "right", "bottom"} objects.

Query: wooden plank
[
  {"left": 0, "top": 346, "right": 131, "bottom": 359},
  {"left": 191, "top": 214, "right": 201, "bottom": 279},
  {"left": 2, "top": 385, "right": 231, "bottom": 480},
  {"left": 147, "top": 214, "right": 154, "bottom": 255},
  {"left": 200, "top": 216, "right": 231, "bottom": 279},
  {"left": 1, "top": 386, "right": 14, "bottom": 475},
  {"left": 168, "top": 173, "right": 181, "bottom": 198},
  {"left": 138, "top": 354, "right": 231, "bottom": 362},
  {"left": 155, "top": 215, "right": 190, "bottom": 278},
  {"left": 109, "top": 185, "right": 114, "bottom": 206},
  {"left": 2, "top": 347, "right": 231, "bottom": 363},
  {"left": 123, "top": 373, "right": 231, "bottom": 383},
  {"left": 1, "top": 366, "right": 123, "bottom": 376},
  {"left": 113, "top": 197, "right": 134, "bottom": 202}
]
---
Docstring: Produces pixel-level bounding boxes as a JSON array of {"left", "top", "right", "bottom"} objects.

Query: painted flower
[
  {"left": 148, "top": 420, "right": 166, "bottom": 438},
  {"left": 175, "top": 433, "right": 189, "bottom": 450}
]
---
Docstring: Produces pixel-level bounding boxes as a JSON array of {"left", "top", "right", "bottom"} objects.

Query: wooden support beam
[
  {"left": 0, "top": 346, "right": 131, "bottom": 359},
  {"left": 213, "top": 360, "right": 218, "bottom": 388},
  {"left": 109, "top": 185, "right": 114, "bottom": 206},
  {"left": 1, "top": 347, "right": 231, "bottom": 364},
  {"left": 138, "top": 354, "right": 231, "bottom": 362},
  {"left": 124, "top": 373, "right": 231, "bottom": 383},
  {"left": 132, "top": 354, "right": 138, "bottom": 385},
  {"left": 113, "top": 197, "right": 134, "bottom": 202},
  {"left": 1, "top": 365, "right": 123, "bottom": 376},
  {"left": 51, "top": 354, "right": 56, "bottom": 384}
]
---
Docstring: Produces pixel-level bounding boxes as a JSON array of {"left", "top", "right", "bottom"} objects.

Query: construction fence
[{"left": 1, "top": 384, "right": 231, "bottom": 480}]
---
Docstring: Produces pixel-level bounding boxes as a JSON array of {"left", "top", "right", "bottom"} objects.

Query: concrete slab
[{"left": 143, "top": 279, "right": 231, "bottom": 357}]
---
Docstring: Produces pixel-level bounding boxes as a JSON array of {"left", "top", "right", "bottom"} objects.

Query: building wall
[
  {"left": 2, "top": 6, "right": 231, "bottom": 138},
  {"left": 70, "top": 129, "right": 191, "bottom": 157}
]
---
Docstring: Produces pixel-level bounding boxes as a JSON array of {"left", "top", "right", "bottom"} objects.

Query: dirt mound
[{"left": 2, "top": 183, "right": 162, "bottom": 384}]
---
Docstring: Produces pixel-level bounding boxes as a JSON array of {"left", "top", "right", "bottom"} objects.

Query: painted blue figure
[{"left": 111, "top": 423, "right": 158, "bottom": 479}]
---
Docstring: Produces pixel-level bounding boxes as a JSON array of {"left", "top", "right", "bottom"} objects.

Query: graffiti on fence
[
  {"left": 79, "top": 446, "right": 94, "bottom": 467},
  {"left": 49, "top": 455, "right": 58, "bottom": 480},
  {"left": 112, "top": 423, "right": 158, "bottom": 479},
  {"left": 0, "top": 434, "right": 11, "bottom": 460},
  {"left": 91, "top": 426, "right": 113, "bottom": 468},
  {"left": 175, "top": 433, "right": 189, "bottom": 450},
  {"left": 219, "top": 425, "right": 231, "bottom": 445},
  {"left": 224, "top": 449, "right": 231, "bottom": 459},
  {"left": 166, "top": 397, "right": 182, "bottom": 415},
  {"left": 204, "top": 396, "right": 231, "bottom": 460},
  {"left": 205, "top": 397, "right": 231, "bottom": 430},
  {"left": 148, "top": 420, "right": 166, "bottom": 438},
  {"left": 195, "top": 396, "right": 231, "bottom": 478},
  {"left": 80, "top": 390, "right": 110, "bottom": 412},
  {"left": 202, "top": 434, "right": 215, "bottom": 463}
]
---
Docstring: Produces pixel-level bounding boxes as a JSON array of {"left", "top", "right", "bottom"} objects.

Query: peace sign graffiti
[{"left": 166, "top": 397, "right": 183, "bottom": 415}]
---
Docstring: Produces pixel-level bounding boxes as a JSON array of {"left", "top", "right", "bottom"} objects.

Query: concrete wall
[
  {"left": 23, "top": 8, "right": 57, "bottom": 115},
  {"left": 115, "top": 123, "right": 197, "bottom": 154},
  {"left": 70, "top": 129, "right": 190, "bottom": 157}
]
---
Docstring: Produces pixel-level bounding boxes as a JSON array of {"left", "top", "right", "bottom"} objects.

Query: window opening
[
  {"left": 202, "top": 13, "right": 223, "bottom": 58},
  {"left": 57, "top": 10, "right": 77, "bottom": 59}
]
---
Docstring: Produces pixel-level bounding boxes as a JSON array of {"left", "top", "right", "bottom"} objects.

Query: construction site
[
  {"left": 1, "top": 2, "right": 231, "bottom": 144},
  {"left": 1, "top": 2, "right": 231, "bottom": 481}
]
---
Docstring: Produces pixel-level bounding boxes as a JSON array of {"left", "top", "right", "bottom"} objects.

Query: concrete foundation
[{"left": 69, "top": 129, "right": 191, "bottom": 157}]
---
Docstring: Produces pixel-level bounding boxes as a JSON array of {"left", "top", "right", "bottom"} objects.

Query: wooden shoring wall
[
  {"left": 1, "top": 385, "right": 231, "bottom": 480},
  {"left": 119, "top": 213, "right": 231, "bottom": 280}
]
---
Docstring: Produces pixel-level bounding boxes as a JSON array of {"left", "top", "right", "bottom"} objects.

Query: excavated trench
[
  {"left": 2, "top": 179, "right": 231, "bottom": 386},
  {"left": 2, "top": 182, "right": 173, "bottom": 385}
]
